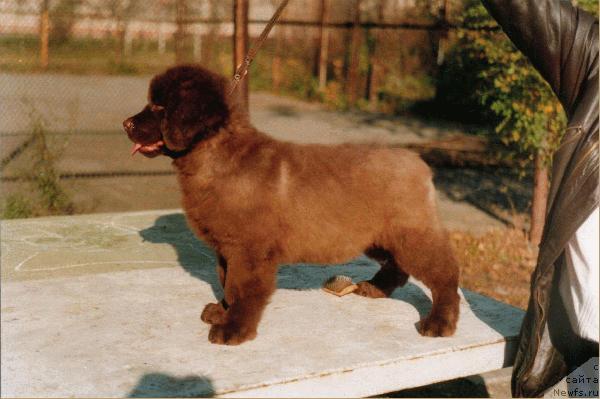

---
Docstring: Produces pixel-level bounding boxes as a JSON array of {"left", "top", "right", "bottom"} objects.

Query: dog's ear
[{"left": 160, "top": 74, "right": 229, "bottom": 152}]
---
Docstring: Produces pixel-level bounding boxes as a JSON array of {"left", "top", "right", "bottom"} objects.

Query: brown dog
[{"left": 123, "top": 65, "right": 460, "bottom": 345}]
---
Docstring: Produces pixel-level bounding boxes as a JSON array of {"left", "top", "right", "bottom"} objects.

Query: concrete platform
[{"left": 1, "top": 210, "right": 524, "bottom": 397}]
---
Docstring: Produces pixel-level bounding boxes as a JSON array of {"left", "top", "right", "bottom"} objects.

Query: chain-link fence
[
  {"left": 1, "top": 0, "right": 469, "bottom": 96},
  {"left": 2, "top": 0, "right": 530, "bottom": 220}
]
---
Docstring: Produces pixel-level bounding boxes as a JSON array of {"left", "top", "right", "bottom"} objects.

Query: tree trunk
[
  {"left": 346, "top": 0, "right": 361, "bottom": 106},
  {"left": 233, "top": 0, "right": 249, "bottom": 111},
  {"left": 530, "top": 151, "right": 549, "bottom": 245},
  {"left": 39, "top": 0, "right": 50, "bottom": 70}
]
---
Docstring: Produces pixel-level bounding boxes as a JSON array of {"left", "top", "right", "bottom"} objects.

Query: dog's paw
[
  {"left": 417, "top": 315, "right": 456, "bottom": 337},
  {"left": 353, "top": 281, "right": 390, "bottom": 298},
  {"left": 200, "top": 302, "right": 227, "bottom": 325},
  {"left": 208, "top": 323, "right": 257, "bottom": 346}
]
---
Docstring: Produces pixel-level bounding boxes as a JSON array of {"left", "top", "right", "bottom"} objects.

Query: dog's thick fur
[{"left": 124, "top": 65, "right": 460, "bottom": 345}]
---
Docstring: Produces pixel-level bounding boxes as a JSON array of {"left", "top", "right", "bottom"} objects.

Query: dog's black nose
[{"left": 123, "top": 118, "right": 134, "bottom": 133}]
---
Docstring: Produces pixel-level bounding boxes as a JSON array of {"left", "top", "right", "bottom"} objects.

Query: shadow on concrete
[
  {"left": 432, "top": 166, "right": 532, "bottom": 227},
  {"left": 268, "top": 104, "right": 299, "bottom": 117},
  {"left": 462, "top": 289, "right": 523, "bottom": 336},
  {"left": 462, "top": 289, "right": 523, "bottom": 367},
  {"left": 138, "top": 213, "right": 436, "bottom": 325},
  {"left": 139, "top": 213, "right": 523, "bottom": 341},
  {"left": 139, "top": 213, "right": 523, "bottom": 344},
  {"left": 390, "top": 282, "right": 432, "bottom": 319},
  {"left": 139, "top": 213, "right": 223, "bottom": 298},
  {"left": 128, "top": 373, "right": 215, "bottom": 397},
  {"left": 382, "top": 374, "right": 490, "bottom": 398}
]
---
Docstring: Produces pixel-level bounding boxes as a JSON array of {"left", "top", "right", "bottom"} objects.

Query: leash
[{"left": 229, "top": 0, "right": 290, "bottom": 96}]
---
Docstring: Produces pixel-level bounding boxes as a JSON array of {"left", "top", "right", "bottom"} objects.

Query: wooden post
[
  {"left": 347, "top": 0, "right": 361, "bottom": 106},
  {"left": 158, "top": 23, "right": 166, "bottom": 54},
  {"left": 175, "top": 0, "right": 187, "bottom": 64},
  {"left": 271, "top": 0, "right": 287, "bottom": 92},
  {"left": 317, "top": 0, "right": 330, "bottom": 92},
  {"left": 124, "top": 28, "right": 133, "bottom": 56},
  {"left": 272, "top": 26, "right": 284, "bottom": 92},
  {"left": 530, "top": 151, "right": 549, "bottom": 245},
  {"left": 203, "top": 0, "right": 220, "bottom": 67},
  {"left": 39, "top": 0, "right": 50, "bottom": 70},
  {"left": 436, "top": 0, "right": 449, "bottom": 66},
  {"left": 366, "top": 0, "right": 386, "bottom": 108},
  {"left": 193, "top": 34, "right": 202, "bottom": 59},
  {"left": 311, "top": 0, "right": 322, "bottom": 76},
  {"left": 115, "top": 19, "right": 125, "bottom": 65},
  {"left": 233, "top": 0, "right": 249, "bottom": 111}
]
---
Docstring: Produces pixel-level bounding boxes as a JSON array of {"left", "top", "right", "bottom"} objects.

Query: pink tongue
[{"left": 131, "top": 143, "right": 143, "bottom": 156}]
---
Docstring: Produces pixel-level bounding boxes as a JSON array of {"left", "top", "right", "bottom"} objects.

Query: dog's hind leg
[
  {"left": 354, "top": 246, "right": 409, "bottom": 298},
  {"left": 391, "top": 228, "right": 460, "bottom": 337},
  {"left": 207, "top": 252, "right": 278, "bottom": 345}
]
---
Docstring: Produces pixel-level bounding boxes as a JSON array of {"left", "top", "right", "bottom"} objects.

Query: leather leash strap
[{"left": 229, "top": 0, "right": 290, "bottom": 96}]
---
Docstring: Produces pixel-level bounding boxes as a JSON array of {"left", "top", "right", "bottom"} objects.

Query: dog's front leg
[
  {"left": 208, "top": 255, "right": 277, "bottom": 345},
  {"left": 201, "top": 253, "right": 229, "bottom": 325}
]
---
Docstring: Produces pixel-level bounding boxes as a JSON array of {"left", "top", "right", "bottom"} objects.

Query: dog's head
[{"left": 123, "top": 65, "right": 230, "bottom": 157}]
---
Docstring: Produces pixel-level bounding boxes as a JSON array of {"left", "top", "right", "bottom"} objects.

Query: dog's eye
[{"left": 150, "top": 104, "right": 164, "bottom": 113}]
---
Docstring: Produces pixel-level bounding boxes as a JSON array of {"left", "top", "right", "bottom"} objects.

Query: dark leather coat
[{"left": 480, "top": 0, "right": 599, "bottom": 396}]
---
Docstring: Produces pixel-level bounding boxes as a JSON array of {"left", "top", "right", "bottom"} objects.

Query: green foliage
[
  {"left": 377, "top": 75, "right": 435, "bottom": 113},
  {"left": 2, "top": 194, "right": 33, "bottom": 219},
  {"left": 577, "top": 0, "right": 599, "bottom": 16},
  {"left": 107, "top": 60, "right": 138, "bottom": 75},
  {"left": 251, "top": 55, "right": 321, "bottom": 101},
  {"left": 438, "top": 0, "right": 570, "bottom": 165},
  {"left": 2, "top": 115, "right": 75, "bottom": 219},
  {"left": 322, "top": 81, "right": 350, "bottom": 110},
  {"left": 28, "top": 118, "right": 75, "bottom": 215}
]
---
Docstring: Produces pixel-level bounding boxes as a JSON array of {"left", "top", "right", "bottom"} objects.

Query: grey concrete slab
[{"left": 1, "top": 210, "right": 523, "bottom": 397}]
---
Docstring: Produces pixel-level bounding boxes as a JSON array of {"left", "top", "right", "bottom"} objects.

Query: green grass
[
  {"left": 1, "top": 34, "right": 180, "bottom": 75},
  {"left": 2, "top": 194, "right": 34, "bottom": 219}
]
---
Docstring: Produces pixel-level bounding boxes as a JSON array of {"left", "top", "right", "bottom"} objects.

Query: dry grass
[{"left": 450, "top": 227, "right": 538, "bottom": 310}]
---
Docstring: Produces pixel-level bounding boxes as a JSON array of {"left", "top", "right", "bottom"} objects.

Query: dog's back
[{"left": 177, "top": 128, "right": 439, "bottom": 265}]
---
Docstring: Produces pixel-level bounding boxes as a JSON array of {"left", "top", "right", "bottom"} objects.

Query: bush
[
  {"left": 2, "top": 116, "right": 75, "bottom": 219},
  {"left": 437, "top": 0, "right": 571, "bottom": 165},
  {"left": 578, "top": 0, "right": 599, "bottom": 16}
]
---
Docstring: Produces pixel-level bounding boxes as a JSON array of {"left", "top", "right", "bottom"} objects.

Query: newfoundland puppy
[{"left": 123, "top": 65, "right": 460, "bottom": 345}]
